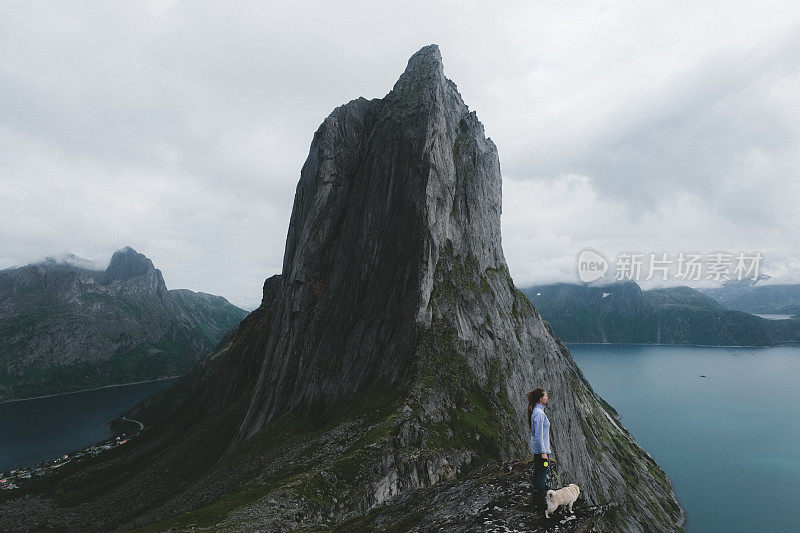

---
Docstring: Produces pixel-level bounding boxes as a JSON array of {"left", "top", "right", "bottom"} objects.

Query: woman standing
[{"left": 528, "top": 388, "right": 552, "bottom": 512}]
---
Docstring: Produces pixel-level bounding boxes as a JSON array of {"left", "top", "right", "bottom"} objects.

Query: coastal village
[{"left": 0, "top": 426, "right": 137, "bottom": 492}]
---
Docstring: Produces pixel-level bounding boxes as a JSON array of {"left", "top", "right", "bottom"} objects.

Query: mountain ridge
[
  {"left": 700, "top": 277, "right": 800, "bottom": 315},
  {"left": 0, "top": 247, "right": 248, "bottom": 400},
  {"left": 523, "top": 281, "right": 800, "bottom": 345}
]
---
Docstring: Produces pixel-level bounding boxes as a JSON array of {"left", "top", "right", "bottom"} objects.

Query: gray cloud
[{"left": 1, "top": 2, "right": 798, "bottom": 308}]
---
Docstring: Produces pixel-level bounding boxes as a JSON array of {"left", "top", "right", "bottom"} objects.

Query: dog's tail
[{"left": 547, "top": 490, "right": 555, "bottom": 500}]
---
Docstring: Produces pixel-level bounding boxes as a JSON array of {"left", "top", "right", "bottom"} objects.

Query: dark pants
[
  {"left": 532, "top": 455, "right": 549, "bottom": 511},
  {"left": 533, "top": 455, "right": 549, "bottom": 492}
]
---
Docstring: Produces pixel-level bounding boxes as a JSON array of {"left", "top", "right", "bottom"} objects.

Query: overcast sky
[{"left": 2, "top": 2, "right": 799, "bottom": 309}]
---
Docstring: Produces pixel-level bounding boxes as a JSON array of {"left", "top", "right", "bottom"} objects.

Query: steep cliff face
[
  {"left": 0, "top": 47, "right": 683, "bottom": 532},
  {"left": 103, "top": 246, "right": 170, "bottom": 301},
  {"left": 0, "top": 247, "right": 248, "bottom": 400},
  {"left": 234, "top": 45, "right": 506, "bottom": 443}
]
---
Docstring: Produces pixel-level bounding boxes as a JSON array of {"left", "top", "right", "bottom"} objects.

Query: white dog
[{"left": 545, "top": 483, "right": 581, "bottom": 518}]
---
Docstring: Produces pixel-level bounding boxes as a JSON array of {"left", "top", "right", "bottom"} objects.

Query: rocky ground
[
  {"left": 0, "top": 451, "right": 600, "bottom": 532},
  {"left": 330, "top": 458, "right": 600, "bottom": 533},
  {"left": 209, "top": 458, "right": 601, "bottom": 532}
]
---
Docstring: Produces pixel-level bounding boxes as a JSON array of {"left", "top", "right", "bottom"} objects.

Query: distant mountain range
[
  {"left": 0, "top": 247, "right": 248, "bottom": 400},
  {"left": 522, "top": 281, "right": 800, "bottom": 346},
  {"left": 699, "top": 276, "right": 800, "bottom": 316}
]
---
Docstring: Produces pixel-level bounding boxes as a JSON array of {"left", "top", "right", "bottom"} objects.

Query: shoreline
[
  {"left": 0, "top": 376, "right": 179, "bottom": 404},
  {"left": 1, "top": 422, "right": 145, "bottom": 480}
]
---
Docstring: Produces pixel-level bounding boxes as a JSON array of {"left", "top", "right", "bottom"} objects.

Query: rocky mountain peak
[
  {"left": 104, "top": 247, "right": 155, "bottom": 282},
  {"left": 0, "top": 246, "right": 247, "bottom": 401},
  {"left": 225, "top": 46, "right": 683, "bottom": 531},
  {"left": 103, "top": 246, "right": 168, "bottom": 300},
  {"left": 235, "top": 45, "right": 507, "bottom": 442},
  {"left": 391, "top": 43, "right": 446, "bottom": 94}
]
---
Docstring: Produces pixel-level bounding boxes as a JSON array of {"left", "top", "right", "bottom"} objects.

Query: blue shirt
[{"left": 530, "top": 403, "right": 551, "bottom": 454}]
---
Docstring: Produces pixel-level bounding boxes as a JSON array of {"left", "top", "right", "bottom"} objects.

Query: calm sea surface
[
  {"left": 0, "top": 379, "right": 175, "bottom": 474},
  {"left": 569, "top": 344, "right": 800, "bottom": 533}
]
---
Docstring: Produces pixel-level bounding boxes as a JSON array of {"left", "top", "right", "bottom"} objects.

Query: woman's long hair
[{"left": 527, "top": 388, "right": 546, "bottom": 430}]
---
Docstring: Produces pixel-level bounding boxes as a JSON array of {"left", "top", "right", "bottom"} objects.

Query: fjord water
[
  {"left": 569, "top": 344, "right": 800, "bottom": 532},
  {"left": 0, "top": 378, "right": 175, "bottom": 473}
]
